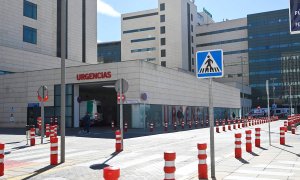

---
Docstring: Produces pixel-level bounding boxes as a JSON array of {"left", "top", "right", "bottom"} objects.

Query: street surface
[{"left": 0, "top": 120, "right": 299, "bottom": 180}]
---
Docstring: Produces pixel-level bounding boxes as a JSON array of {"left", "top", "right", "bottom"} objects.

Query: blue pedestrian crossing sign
[{"left": 196, "top": 49, "right": 224, "bottom": 79}]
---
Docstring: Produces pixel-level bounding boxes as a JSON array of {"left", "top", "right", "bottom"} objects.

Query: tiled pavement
[{"left": 0, "top": 120, "right": 299, "bottom": 180}]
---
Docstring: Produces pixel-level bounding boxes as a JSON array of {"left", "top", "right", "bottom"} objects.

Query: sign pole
[
  {"left": 60, "top": 0, "right": 67, "bottom": 163},
  {"left": 209, "top": 78, "right": 216, "bottom": 178},
  {"left": 266, "top": 80, "right": 271, "bottom": 145},
  {"left": 41, "top": 86, "right": 45, "bottom": 144},
  {"left": 120, "top": 79, "right": 124, "bottom": 150}
]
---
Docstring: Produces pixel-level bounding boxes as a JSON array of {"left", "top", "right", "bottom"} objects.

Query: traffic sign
[
  {"left": 196, "top": 49, "right": 224, "bottom": 79},
  {"left": 37, "top": 86, "right": 48, "bottom": 102},
  {"left": 290, "top": 0, "right": 300, "bottom": 34},
  {"left": 115, "top": 79, "right": 129, "bottom": 93},
  {"left": 117, "top": 94, "right": 126, "bottom": 103}
]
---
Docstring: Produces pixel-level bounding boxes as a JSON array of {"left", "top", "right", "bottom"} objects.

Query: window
[
  {"left": 191, "top": 25, "right": 193, "bottom": 32},
  {"left": 191, "top": 14, "right": 193, "bottom": 21},
  {"left": 123, "top": 27, "right": 155, "bottom": 34},
  {"left": 161, "top": 49, "right": 166, "bottom": 57},
  {"left": 23, "top": 0, "right": 37, "bottom": 19},
  {"left": 131, "top": 47, "right": 156, "bottom": 53},
  {"left": 123, "top": 12, "right": 158, "bottom": 20},
  {"left": 131, "top": 37, "right": 155, "bottom": 43},
  {"left": 160, "top": 15, "right": 165, "bottom": 22},
  {"left": 161, "top": 61, "right": 166, "bottom": 67},
  {"left": 191, "top": 47, "right": 194, "bottom": 54},
  {"left": 160, "top": 3, "right": 165, "bottom": 11},
  {"left": 23, "top": 26, "right": 37, "bottom": 44},
  {"left": 191, "top": 58, "right": 194, "bottom": 65},
  {"left": 161, "top": 38, "right": 166, "bottom": 46},
  {"left": 191, "top": 36, "right": 194, "bottom": 43},
  {"left": 160, "top": 26, "right": 166, "bottom": 34}
]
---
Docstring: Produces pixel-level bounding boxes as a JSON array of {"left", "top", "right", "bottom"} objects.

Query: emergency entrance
[{"left": 75, "top": 81, "right": 117, "bottom": 127}]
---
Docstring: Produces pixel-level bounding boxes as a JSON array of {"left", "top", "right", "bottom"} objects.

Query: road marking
[
  {"left": 7, "top": 149, "right": 78, "bottom": 161},
  {"left": 253, "top": 164, "right": 300, "bottom": 171},
  {"left": 224, "top": 176, "right": 280, "bottom": 180},
  {"left": 31, "top": 150, "right": 98, "bottom": 163},
  {"left": 277, "top": 161, "right": 300, "bottom": 165},
  {"left": 116, "top": 154, "right": 161, "bottom": 169},
  {"left": 235, "top": 170, "right": 294, "bottom": 176}
]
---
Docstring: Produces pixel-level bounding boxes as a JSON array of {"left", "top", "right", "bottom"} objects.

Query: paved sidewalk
[{"left": 0, "top": 120, "right": 299, "bottom": 180}]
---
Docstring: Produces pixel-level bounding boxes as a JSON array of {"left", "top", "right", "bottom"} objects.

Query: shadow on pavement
[
  {"left": 258, "top": 147, "right": 268, "bottom": 150},
  {"left": 22, "top": 165, "right": 56, "bottom": 180},
  {"left": 271, "top": 145, "right": 300, "bottom": 157},
  {"left": 282, "top": 144, "right": 293, "bottom": 148},
  {"left": 248, "top": 152, "right": 259, "bottom": 156},
  {"left": 90, "top": 152, "right": 121, "bottom": 170},
  {"left": 236, "top": 158, "right": 249, "bottom": 164}
]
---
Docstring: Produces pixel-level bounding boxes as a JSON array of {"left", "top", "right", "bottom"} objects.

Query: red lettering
[{"left": 76, "top": 71, "right": 112, "bottom": 81}]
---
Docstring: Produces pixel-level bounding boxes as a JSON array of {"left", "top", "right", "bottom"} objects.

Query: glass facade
[
  {"left": 248, "top": 9, "right": 300, "bottom": 113},
  {"left": 130, "top": 104, "right": 239, "bottom": 129},
  {"left": 97, "top": 41, "right": 121, "bottom": 63},
  {"left": 54, "top": 84, "right": 74, "bottom": 128}
]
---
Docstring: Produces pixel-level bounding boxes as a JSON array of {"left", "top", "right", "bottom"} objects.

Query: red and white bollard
[
  {"left": 0, "top": 143, "right": 4, "bottom": 176},
  {"left": 235, "top": 133, "right": 242, "bottom": 158},
  {"left": 30, "top": 127, "right": 35, "bottom": 146},
  {"left": 245, "top": 130, "right": 252, "bottom": 152},
  {"left": 280, "top": 127, "right": 285, "bottom": 145},
  {"left": 206, "top": 119, "right": 209, "bottom": 127},
  {"left": 195, "top": 120, "right": 198, "bottom": 128},
  {"left": 181, "top": 121, "right": 185, "bottom": 129},
  {"left": 238, "top": 120, "right": 241, "bottom": 129},
  {"left": 222, "top": 120, "right": 226, "bottom": 132},
  {"left": 150, "top": 123, "right": 154, "bottom": 132},
  {"left": 233, "top": 120, "right": 236, "bottom": 129},
  {"left": 216, "top": 121, "right": 220, "bottom": 133},
  {"left": 164, "top": 122, "right": 168, "bottom": 132},
  {"left": 188, "top": 121, "right": 192, "bottom": 129},
  {"left": 45, "top": 124, "right": 50, "bottom": 137},
  {"left": 255, "top": 128, "right": 261, "bottom": 147},
  {"left": 198, "top": 143, "right": 208, "bottom": 179},
  {"left": 284, "top": 121, "right": 288, "bottom": 132},
  {"left": 124, "top": 122, "right": 128, "bottom": 133},
  {"left": 50, "top": 125, "right": 55, "bottom": 139},
  {"left": 228, "top": 120, "right": 231, "bottom": 131},
  {"left": 103, "top": 166, "right": 120, "bottom": 180},
  {"left": 164, "top": 152, "right": 176, "bottom": 180},
  {"left": 292, "top": 124, "right": 296, "bottom": 134},
  {"left": 111, "top": 121, "right": 115, "bottom": 131},
  {"left": 173, "top": 122, "right": 177, "bottom": 131},
  {"left": 115, "top": 130, "right": 122, "bottom": 152},
  {"left": 50, "top": 137, "right": 58, "bottom": 165}
]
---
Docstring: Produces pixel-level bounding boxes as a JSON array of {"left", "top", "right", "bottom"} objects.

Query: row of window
[
  {"left": 196, "top": 26, "right": 247, "bottom": 37},
  {"left": 24, "top": 0, "right": 37, "bottom": 19},
  {"left": 131, "top": 37, "right": 155, "bottom": 43},
  {"left": 223, "top": 49, "right": 248, "bottom": 55},
  {"left": 249, "top": 70, "right": 281, "bottom": 75},
  {"left": 196, "top": 38, "right": 247, "bottom": 48},
  {"left": 123, "top": 27, "right": 155, "bottom": 34},
  {"left": 248, "top": 18, "right": 288, "bottom": 27},
  {"left": 123, "top": 12, "right": 158, "bottom": 20},
  {"left": 249, "top": 43, "right": 300, "bottom": 51},
  {"left": 249, "top": 31, "right": 289, "bottom": 39},
  {"left": 131, "top": 47, "right": 156, "bottom": 53},
  {"left": 0, "top": 70, "right": 13, "bottom": 75}
]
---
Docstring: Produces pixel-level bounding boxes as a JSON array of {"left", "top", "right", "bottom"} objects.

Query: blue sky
[{"left": 97, "top": 0, "right": 289, "bottom": 42}]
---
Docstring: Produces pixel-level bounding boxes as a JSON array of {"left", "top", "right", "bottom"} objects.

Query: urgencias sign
[{"left": 76, "top": 71, "right": 112, "bottom": 80}]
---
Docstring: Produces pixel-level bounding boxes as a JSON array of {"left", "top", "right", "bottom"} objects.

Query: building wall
[
  {"left": 196, "top": 18, "right": 249, "bottom": 86},
  {"left": 121, "top": 9, "right": 159, "bottom": 62},
  {"left": 0, "top": 61, "right": 240, "bottom": 128},
  {"left": 0, "top": 0, "right": 97, "bottom": 73},
  {"left": 121, "top": 0, "right": 198, "bottom": 72}
]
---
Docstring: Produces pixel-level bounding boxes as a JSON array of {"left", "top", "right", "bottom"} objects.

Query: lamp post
[
  {"left": 290, "top": 85, "right": 293, "bottom": 115},
  {"left": 239, "top": 56, "right": 247, "bottom": 117},
  {"left": 270, "top": 78, "right": 277, "bottom": 106}
]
